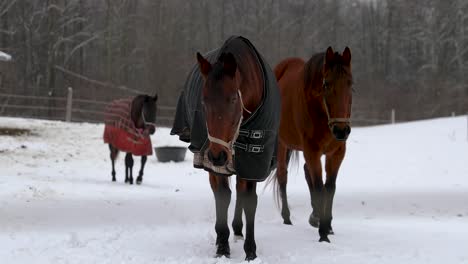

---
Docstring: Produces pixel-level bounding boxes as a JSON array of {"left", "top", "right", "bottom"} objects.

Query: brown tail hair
[{"left": 265, "top": 150, "right": 300, "bottom": 209}]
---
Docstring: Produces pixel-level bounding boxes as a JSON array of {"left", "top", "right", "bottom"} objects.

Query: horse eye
[
  {"left": 323, "top": 81, "right": 329, "bottom": 89},
  {"left": 230, "top": 96, "right": 237, "bottom": 104}
]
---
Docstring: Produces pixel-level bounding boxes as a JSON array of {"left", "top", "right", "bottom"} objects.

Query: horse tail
[{"left": 265, "top": 149, "right": 300, "bottom": 209}]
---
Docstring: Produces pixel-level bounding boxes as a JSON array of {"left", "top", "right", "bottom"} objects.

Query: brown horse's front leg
[
  {"left": 303, "top": 150, "right": 328, "bottom": 242},
  {"left": 324, "top": 144, "right": 346, "bottom": 236},
  {"left": 209, "top": 173, "right": 231, "bottom": 258},
  {"left": 232, "top": 176, "right": 245, "bottom": 238},
  {"left": 240, "top": 179, "right": 258, "bottom": 261}
]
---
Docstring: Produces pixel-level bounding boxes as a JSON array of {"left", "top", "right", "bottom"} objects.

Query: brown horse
[
  {"left": 170, "top": 36, "right": 280, "bottom": 261},
  {"left": 197, "top": 49, "right": 264, "bottom": 261},
  {"left": 273, "top": 47, "right": 352, "bottom": 243}
]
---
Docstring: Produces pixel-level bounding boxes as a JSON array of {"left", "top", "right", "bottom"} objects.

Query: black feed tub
[{"left": 155, "top": 146, "right": 187, "bottom": 162}]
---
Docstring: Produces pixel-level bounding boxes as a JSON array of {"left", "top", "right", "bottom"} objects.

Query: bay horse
[
  {"left": 273, "top": 47, "right": 352, "bottom": 243},
  {"left": 103, "top": 94, "right": 158, "bottom": 185},
  {"left": 171, "top": 36, "right": 280, "bottom": 261}
]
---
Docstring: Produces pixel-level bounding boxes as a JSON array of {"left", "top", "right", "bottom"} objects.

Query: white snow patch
[{"left": 0, "top": 116, "right": 467, "bottom": 263}]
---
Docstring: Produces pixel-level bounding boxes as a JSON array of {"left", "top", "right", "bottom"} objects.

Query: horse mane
[
  {"left": 130, "top": 95, "right": 144, "bottom": 125},
  {"left": 304, "top": 52, "right": 351, "bottom": 90},
  {"left": 304, "top": 53, "right": 325, "bottom": 90},
  {"left": 210, "top": 37, "right": 260, "bottom": 82}
]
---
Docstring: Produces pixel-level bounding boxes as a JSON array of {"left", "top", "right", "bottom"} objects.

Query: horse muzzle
[
  {"left": 331, "top": 123, "right": 351, "bottom": 141},
  {"left": 208, "top": 149, "right": 228, "bottom": 167},
  {"left": 143, "top": 125, "right": 156, "bottom": 135}
]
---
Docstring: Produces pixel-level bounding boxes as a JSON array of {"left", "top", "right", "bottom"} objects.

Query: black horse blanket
[{"left": 171, "top": 36, "right": 280, "bottom": 181}]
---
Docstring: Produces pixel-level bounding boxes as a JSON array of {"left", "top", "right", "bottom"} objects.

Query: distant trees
[{"left": 0, "top": 0, "right": 467, "bottom": 123}]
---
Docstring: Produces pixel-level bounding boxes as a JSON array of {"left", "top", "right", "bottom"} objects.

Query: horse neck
[
  {"left": 237, "top": 56, "right": 263, "bottom": 116},
  {"left": 130, "top": 96, "right": 144, "bottom": 128},
  {"left": 222, "top": 39, "right": 263, "bottom": 116},
  {"left": 302, "top": 68, "right": 329, "bottom": 128}
]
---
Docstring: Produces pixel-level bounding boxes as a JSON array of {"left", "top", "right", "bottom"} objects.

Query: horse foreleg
[
  {"left": 304, "top": 164, "right": 319, "bottom": 228},
  {"left": 109, "top": 144, "right": 119, "bottom": 182},
  {"left": 324, "top": 144, "right": 346, "bottom": 236},
  {"left": 136, "top": 155, "right": 147, "bottom": 185},
  {"left": 210, "top": 173, "right": 231, "bottom": 258},
  {"left": 242, "top": 180, "right": 258, "bottom": 261},
  {"left": 125, "top": 153, "right": 134, "bottom": 184},
  {"left": 232, "top": 175, "right": 244, "bottom": 239},
  {"left": 277, "top": 142, "right": 292, "bottom": 225},
  {"left": 304, "top": 150, "right": 328, "bottom": 242}
]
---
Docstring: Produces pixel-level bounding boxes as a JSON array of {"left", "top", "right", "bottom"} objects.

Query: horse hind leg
[
  {"left": 125, "top": 153, "right": 134, "bottom": 184},
  {"left": 109, "top": 144, "right": 119, "bottom": 182},
  {"left": 136, "top": 156, "right": 147, "bottom": 185},
  {"left": 277, "top": 143, "right": 292, "bottom": 225}
]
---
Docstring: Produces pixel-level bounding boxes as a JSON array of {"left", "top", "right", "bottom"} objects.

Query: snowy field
[{"left": 0, "top": 116, "right": 467, "bottom": 264}]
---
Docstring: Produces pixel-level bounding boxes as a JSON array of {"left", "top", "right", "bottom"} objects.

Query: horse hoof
[
  {"left": 319, "top": 236, "right": 331, "bottom": 243},
  {"left": 215, "top": 253, "right": 230, "bottom": 259},
  {"left": 328, "top": 227, "right": 334, "bottom": 235},
  {"left": 136, "top": 180, "right": 142, "bottom": 185},
  {"left": 283, "top": 218, "right": 293, "bottom": 225},
  {"left": 245, "top": 252, "right": 257, "bottom": 261},
  {"left": 112, "top": 178, "right": 116, "bottom": 182},
  {"left": 234, "top": 234, "right": 244, "bottom": 242},
  {"left": 215, "top": 243, "right": 230, "bottom": 258},
  {"left": 309, "top": 215, "right": 320, "bottom": 228}
]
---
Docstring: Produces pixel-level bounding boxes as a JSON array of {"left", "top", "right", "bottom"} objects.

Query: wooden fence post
[
  {"left": 391, "top": 109, "right": 395, "bottom": 124},
  {"left": 66, "top": 87, "right": 73, "bottom": 122}
]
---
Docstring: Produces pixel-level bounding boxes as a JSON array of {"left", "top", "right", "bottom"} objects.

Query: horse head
[
  {"left": 321, "top": 47, "right": 353, "bottom": 141},
  {"left": 133, "top": 94, "right": 158, "bottom": 135},
  {"left": 197, "top": 52, "right": 244, "bottom": 167}
]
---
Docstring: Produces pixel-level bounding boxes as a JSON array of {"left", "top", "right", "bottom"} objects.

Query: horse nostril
[
  {"left": 218, "top": 151, "right": 227, "bottom": 165},
  {"left": 208, "top": 150, "right": 228, "bottom": 166},
  {"left": 332, "top": 125, "right": 340, "bottom": 135},
  {"left": 332, "top": 124, "right": 350, "bottom": 141},
  {"left": 344, "top": 125, "right": 351, "bottom": 135}
]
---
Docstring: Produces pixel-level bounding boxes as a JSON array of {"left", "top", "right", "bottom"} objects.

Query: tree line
[{"left": 0, "top": 0, "right": 467, "bottom": 125}]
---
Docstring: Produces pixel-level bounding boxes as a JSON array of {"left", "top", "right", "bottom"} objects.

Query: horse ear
[
  {"left": 324, "top": 46, "right": 334, "bottom": 67},
  {"left": 197, "top": 52, "right": 212, "bottom": 77},
  {"left": 342, "top": 47, "right": 351, "bottom": 65},
  {"left": 222, "top": 52, "right": 237, "bottom": 78},
  {"left": 153, "top": 93, "right": 158, "bottom": 101}
]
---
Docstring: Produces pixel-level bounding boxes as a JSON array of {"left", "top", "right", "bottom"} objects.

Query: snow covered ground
[{"left": 0, "top": 116, "right": 467, "bottom": 264}]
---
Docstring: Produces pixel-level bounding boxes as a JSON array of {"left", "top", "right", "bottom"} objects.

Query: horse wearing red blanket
[{"left": 103, "top": 94, "right": 158, "bottom": 184}]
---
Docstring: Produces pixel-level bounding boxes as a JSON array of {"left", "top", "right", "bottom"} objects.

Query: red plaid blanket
[{"left": 103, "top": 98, "right": 153, "bottom": 156}]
